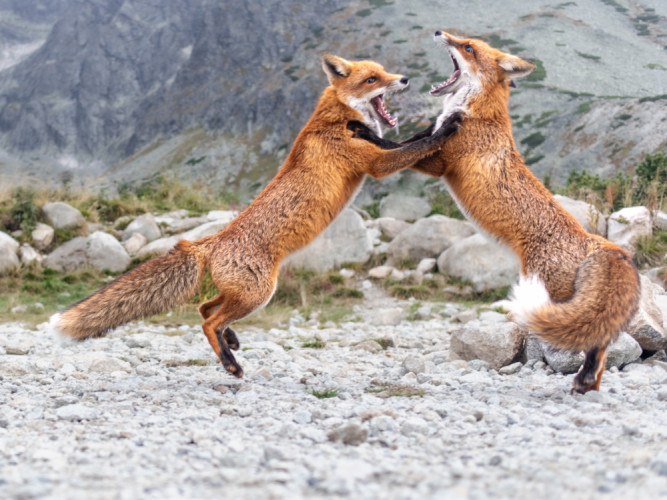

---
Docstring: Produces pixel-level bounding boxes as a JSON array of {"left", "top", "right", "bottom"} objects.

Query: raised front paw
[{"left": 434, "top": 112, "right": 463, "bottom": 138}]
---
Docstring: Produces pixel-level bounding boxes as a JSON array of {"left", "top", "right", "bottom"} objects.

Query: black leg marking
[{"left": 216, "top": 328, "right": 244, "bottom": 378}]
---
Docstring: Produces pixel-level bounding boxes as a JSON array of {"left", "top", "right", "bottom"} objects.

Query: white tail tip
[
  {"left": 48, "top": 313, "right": 75, "bottom": 346},
  {"left": 508, "top": 274, "right": 551, "bottom": 328}
]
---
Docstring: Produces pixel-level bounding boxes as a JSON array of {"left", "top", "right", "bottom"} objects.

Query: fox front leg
[{"left": 347, "top": 120, "right": 401, "bottom": 150}]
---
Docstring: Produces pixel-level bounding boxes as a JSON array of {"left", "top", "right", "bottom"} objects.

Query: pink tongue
[{"left": 372, "top": 96, "right": 396, "bottom": 127}]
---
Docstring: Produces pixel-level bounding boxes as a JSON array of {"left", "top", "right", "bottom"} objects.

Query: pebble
[{"left": 0, "top": 301, "right": 664, "bottom": 499}]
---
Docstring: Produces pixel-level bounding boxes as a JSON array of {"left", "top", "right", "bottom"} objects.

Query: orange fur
[
  {"left": 413, "top": 32, "right": 640, "bottom": 393},
  {"left": 53, "top": 55, "right": 455, "bottom": 377}
]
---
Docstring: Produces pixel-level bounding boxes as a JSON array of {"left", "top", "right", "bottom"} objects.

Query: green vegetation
[
  {"left": 525, "top": 58, "right": 547, "bottom": 82},
  {"left": 558, "top": 152, "right": 667, "bottom": 214},
  {"left": 311, "top": 389, "right": 339, "bottom": 399},
  {"left": 521, "top": 131, "right": 546, "bottom": 149}
]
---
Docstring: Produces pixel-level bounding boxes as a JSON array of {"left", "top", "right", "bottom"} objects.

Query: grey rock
[
  {"left": 375, "top": 217, "right": 410, "bottom": 240},
  {"left": 450, "top": 320, "right": 526, "bottom": 369},
  {"left": 402, "top": 355, "right": 425, "bottom": 374},
  {"left": 42, "top": 202, "right": 85, "bottom": 230},
  {"left": 437, "top": 234, "right": 520, "bottom": 292},
  {"left": 626, "top": 275, "right": 667, "bottom": 350},
  {"left": 606, "top": 332, "right": 642, "bottom": 368},
  {"left": 122, "top": 213, "right": 161, "bottom": 242},
  {"left": 379, "top": 194, "right": 431, "bottom": 221},
  {"left": 607, "top": 206, "right": 652, "bottom": 255},
  {"left": 31, "top": 223, "right": 54, "bottom": 250},
  {"left": 368, "top": 265, "right": 394, "bottom": 279},
  {"left": 387, "top": 215, "right": 476, "bottom": 263},
  {"left": 369, "top": 307, "right": 404, "bottom": 326},
  {"left": 543, "top": 345, "right": 585, "bottom": 374},
  {"left": 86, "top": 231, "right": 131, "bottom": 272},
  {"left": 45, "top": 231, "right": 130, "bottom": 272},
  {"left": 416, "top": 258, "right": 436, "bottom": 274},
  {"left": 56, "top": 404, "right": 99, "bottom": 421},
  {"left": 19, "top": 243, "right": 42, "bottom": 265},
  {"left": 44, "top": 236, "right": 88, "bottom": 272},
  {"left": 122, "top": 232, "right": 148, "bottom": 255},
  {"left": 0, "top": 232, "right": 20, "bottom": 274},
  {"left": 553, "top": 195, "right": 607, "bottom": 236},
  {"left": 327, "top": 423, "right": 368, "bottom": 446},
  {"left": 136, "top": 219, "right": 233, "bottom": 258},
  {"left": 499, "top": 362, "right": 523, "bottom": 375},
  {"left": 285, "top": 209, "right": 372, "bottom": 272},
  {"left": 654, "top": 210, "right": 667, "bottom": 231}
]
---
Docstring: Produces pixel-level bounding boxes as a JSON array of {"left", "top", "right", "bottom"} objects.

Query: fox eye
[
  {"left": 366, "top": 77, "right": 377, "bottom": 84},
  {"left": 465, "top": 45, "right": 474, "bottom": 54}
]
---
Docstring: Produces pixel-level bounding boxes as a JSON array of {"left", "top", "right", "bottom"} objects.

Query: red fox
[
  {"left": 51, "top": 54, "right": 460, "bottom": 377},
  {"left": 352, "top": 32, "right": 640, "bottom": 393}
]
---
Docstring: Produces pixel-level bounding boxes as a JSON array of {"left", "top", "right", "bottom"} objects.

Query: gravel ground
[{"left": 1, "top": 296, "right": 666, "bottom": 500}]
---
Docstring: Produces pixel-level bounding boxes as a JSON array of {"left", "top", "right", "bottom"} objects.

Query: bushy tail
[
  {"left": 509, "top": 247, "right": 640, "bottom": 352},
  {"left": 52, "top": 240, "right": 208, "bottom": 340}
]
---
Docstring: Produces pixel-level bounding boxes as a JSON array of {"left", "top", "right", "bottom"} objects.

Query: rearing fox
[
  {"left": 51, "top": 54, "right": 460, "bottom": 377},
  {"left": 352, "top": 32, "right": 640, "bottom": 394}
]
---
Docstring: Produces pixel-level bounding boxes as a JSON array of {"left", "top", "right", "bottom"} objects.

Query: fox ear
[
  {"left": 497, "top": 54, "right": 536, "bottom": 79},
  {"left": 322, "top": 54, "right": 352, "bottom": 83}
]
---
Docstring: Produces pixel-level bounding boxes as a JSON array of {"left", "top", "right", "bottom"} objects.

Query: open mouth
[
  {"left": 370, "top": 94, "right": 397, "bottom": 127},
  {"left": 430, "top": 51, "right": 461, "bottom": 96}
]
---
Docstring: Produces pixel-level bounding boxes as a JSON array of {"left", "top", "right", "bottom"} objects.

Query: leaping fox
[{"left": 51, "top": 54, "right": 460, "bottom": 377}]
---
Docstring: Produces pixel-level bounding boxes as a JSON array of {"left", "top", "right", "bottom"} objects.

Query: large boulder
[
  {"left": 371, "top": 217, "right": 411, "bottom": 240},
  {"left": 42, "top": 202, "right": 86, "bottom": 230},
  {"left": 0, "top": 231, "right": 20, "bottom": 274},
  {"left": 626, "top": 275, "right": 667, "bottom": 350},
  {"left": 122, "top": 213, "right": 161, "bottom": 242},
  {"left": 553, "top": 194, "right": 606, "bottom": 236},
  {"left": 285, "top": 209, "right": 372, "bottom": 272},
  {"left": 386, "top": 215, "right": 475, "bottom": 264},
  {"left": 45, "top": 232, "right": 130, "bottom": 273},
  {"left": 86, "top": 232, "right": 131, "bottom": 272},
  {"left": 31, "top": 222, "right": 54, "bottom": 250},
  {"left": 607, "top": 206, "right": 652, "bottom": 255},
  {"left": 437, "top": 234, "right": 520, "bottom": 292},
  {"left": 450, "top": 319, "right": 526, "bottom": 369},
  {"left": 379, "top": 194, "right": 431, "bottom": 222}
]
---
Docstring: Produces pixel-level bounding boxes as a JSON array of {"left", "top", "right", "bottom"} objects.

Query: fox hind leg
[
  {"left": 571, "top": 347, "right": 607, "bottom": 394},
  {"left": 199, "top": 295, "right": 241, "bottom": 351}
]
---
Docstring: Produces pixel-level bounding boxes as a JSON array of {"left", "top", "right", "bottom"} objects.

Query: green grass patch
[{"left": 311, "top": 389, "right": 339, "bottom": 399}]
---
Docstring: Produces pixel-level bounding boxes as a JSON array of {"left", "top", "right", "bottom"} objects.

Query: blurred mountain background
[{"left": 0, "top": 0, "right": 665, "bottom": 200}]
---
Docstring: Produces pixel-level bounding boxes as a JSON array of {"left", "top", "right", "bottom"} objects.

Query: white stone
[
  {"left": 607, "top": 206, "right": 652, "bottom": 255},
  {"left": 42, "top": 202, "right": 85, "bottom": 230},
  {"left": 438, "top": 234, "right": 520, "bottom": 292},
  {"left": 122, "top": 213, "right": 161, "bottom": 242},
  {"left": 554, "top": 194, "right": 607, "bottom": 236},
  {"left": 285, "top": 209, "right": 372, "bottom": 272},
  {"left": 379, "top": 194, "right": 431, "bottom": 221},
  {"left": 387, "top": 215, "right": 476, "bottom": 263},
  {"left": 31, "top": 223, "right": 54, "bottom": 250}
]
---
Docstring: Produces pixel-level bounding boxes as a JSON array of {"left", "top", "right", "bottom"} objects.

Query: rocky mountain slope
[{"left": 0, "top": 0, "right": 665, "bottom": 197}]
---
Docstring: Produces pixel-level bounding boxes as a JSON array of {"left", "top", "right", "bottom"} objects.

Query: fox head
[
  {"left": 429, "top": 31, "right": 535, "bottom": 118},
  {"left": 322, "top": 54, "right": 408, "bottom": 137}
]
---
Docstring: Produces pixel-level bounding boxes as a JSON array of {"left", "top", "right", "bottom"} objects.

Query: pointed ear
[
  {"left": 322, "top": 54, "right": 352, "bottom": 84},
  {"left": 497, "top": 54, "right": 536, "bottom": 79}
]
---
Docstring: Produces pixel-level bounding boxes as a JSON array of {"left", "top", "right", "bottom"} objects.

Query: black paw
[
  {"left": 434, "top": 112, "right": 463, "bottom": 138},
  {"left": 224, "top": 327, "right": 240, "bottom": 351}
]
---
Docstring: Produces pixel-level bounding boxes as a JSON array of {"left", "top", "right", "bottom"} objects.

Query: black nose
[
  {"left": 400, "top": 77, "right": 409, "bottom": 85},
  {"left": 435, "top": 30, "right": 442, "bottom": 37}
]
